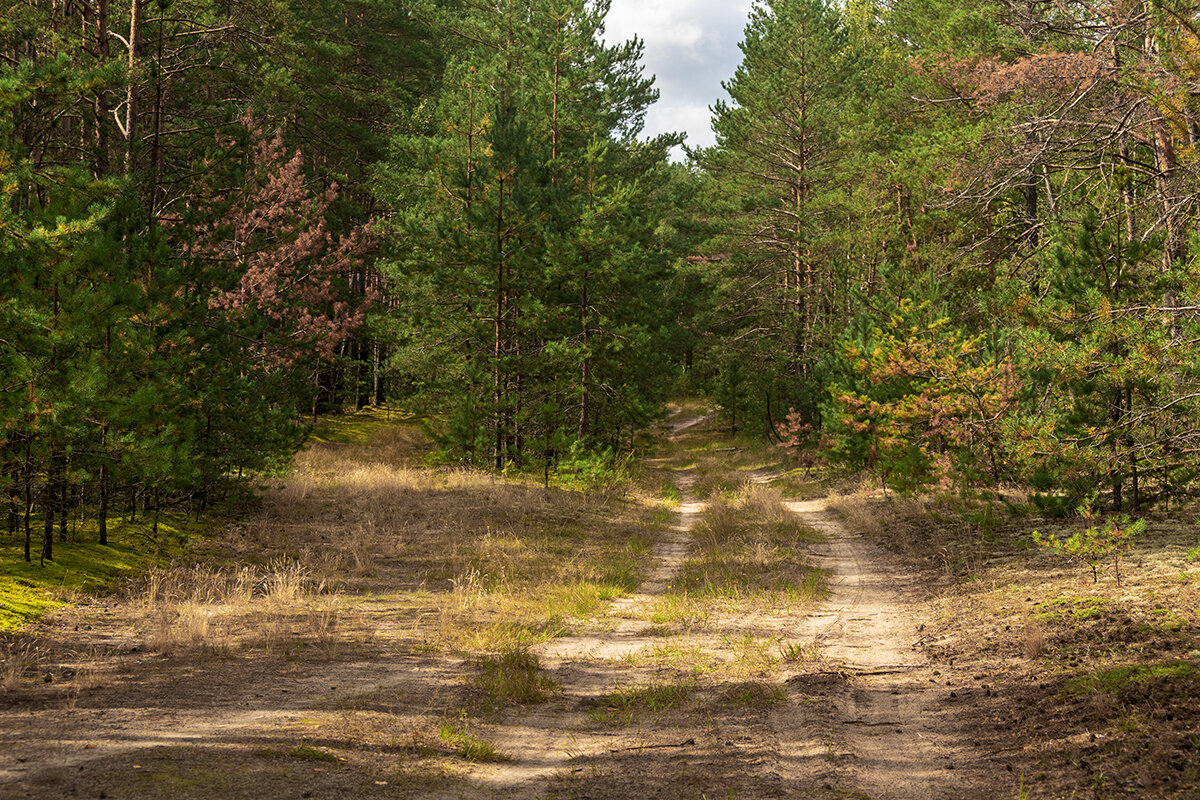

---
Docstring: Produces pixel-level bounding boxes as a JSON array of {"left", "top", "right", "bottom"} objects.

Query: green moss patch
[
  {"left": 1034, "top": 596, "right": 1111, "bottom": 622},
  {"left": 310, "top": 407, "right": 413, "bottom": 444},
  {"left": 1067, "top": 660, "right": 1195, "bottom": 697},
  {"left": 1, "top": 513, "right": 201, "bottom": 630}
]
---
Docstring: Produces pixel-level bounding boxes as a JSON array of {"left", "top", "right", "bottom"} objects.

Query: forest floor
[{"left": 1, "top": 404, "right": 1198, "bottom": 799}]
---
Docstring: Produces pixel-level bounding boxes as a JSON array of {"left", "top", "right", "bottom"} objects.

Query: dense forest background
[{"left": 6, "top": 0, "right": 1200, "bottom": 562}]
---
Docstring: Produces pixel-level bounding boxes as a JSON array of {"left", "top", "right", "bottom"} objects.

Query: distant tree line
[{"left": 14, "top": 0, "right": 1192, "bottom": 570}]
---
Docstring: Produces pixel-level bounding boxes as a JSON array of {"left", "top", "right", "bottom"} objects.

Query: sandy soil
[{"left": 0, "top": 415, "right": 1008, "bottom": 800}]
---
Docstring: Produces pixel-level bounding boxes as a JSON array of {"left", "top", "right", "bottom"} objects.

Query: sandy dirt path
[
  {"left": 772, "top": 499, "right": 984, "bottom": 799},
  {"left": 479, "top": 462, "right": 706, "bottom": 795},
  {"left": 0, "top": 412, "right": 1000, "bottom": 799},
  {"left": 480, "top": 417, "right": 994, "bottom": 799}
]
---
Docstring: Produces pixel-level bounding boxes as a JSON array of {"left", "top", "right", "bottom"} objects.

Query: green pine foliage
[
  {"left": 374, "top": 0, "right": 687, "bottom": 469},
  {"left": 2, "top": 0, "right": 409, "bottom": 566},
  {"left": 1033, "top": 515, "right": 1148, "bottom": 586},
  {"left": 693, "top": 0, "right": 1200, "bottom": 514}
]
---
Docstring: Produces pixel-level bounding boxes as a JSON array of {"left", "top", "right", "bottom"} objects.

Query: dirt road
[{"left": 0, "top": 414, "right": 1002, "bottom": 799}]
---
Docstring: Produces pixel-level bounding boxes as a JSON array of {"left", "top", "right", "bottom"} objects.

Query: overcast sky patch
[{"left": 604, "top": 0, "right": 754, "bottom": 156}]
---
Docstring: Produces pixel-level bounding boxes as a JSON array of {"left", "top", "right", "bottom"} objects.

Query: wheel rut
[
  {"left": 481, "top": 429, "right": 706, "bottom": 795},
  {"left": 774, "top": 498, "right": 978, "bottom": 799}
]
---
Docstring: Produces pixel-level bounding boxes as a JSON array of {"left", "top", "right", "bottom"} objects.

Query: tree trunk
[
  {"left": 494, "top": 177, "right": 506, "bottom": 470},
  {"left": 58, "top": 479, "right": 68, "bottom": 542},
  {"left": 98, "top": 427, "right": 109, "bottom": 546},
  {"left": 372, "top": 341, "right": 382, "bottom": 406},
  {"left": 124, "top": 0, "right": 142, "bottom": 172},
  {"left": 6, "top": 460, "right": 17, "bottom": 537},
  {"left": 579, "top": 270, "right": 590, "bottom": 439},
  {"left": 22, "top": 437, "right": 32, "bottom": 563},
  {"left": 41, "top": 455, "right": 55, "bottom": 563},
  {"left": 93, "top": 0, "right": 111, "bottom": 178},
  {"left": 1023, "top": 171, "right": 1038, "bottom": 247}
]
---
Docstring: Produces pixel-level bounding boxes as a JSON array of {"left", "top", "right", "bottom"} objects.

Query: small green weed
[
  {"left": 289, "top": 744, "right": 338, "bottom": 762},
  {"left": 438, "top": 720, "right": 509, "bottom": 762},
  {"left": 1187, "top": 536, "right": 1200, "bottom": 563},
  {"left": 474, "top": 648, "right": 557, "bottom": 709},
  {"left": 779, "top": 640, "right": 818, "bottom": 663}
]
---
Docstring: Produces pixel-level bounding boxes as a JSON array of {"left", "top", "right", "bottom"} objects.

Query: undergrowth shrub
[{"left": 1033, "top": 515, "right": 1147, "bottom": 585}]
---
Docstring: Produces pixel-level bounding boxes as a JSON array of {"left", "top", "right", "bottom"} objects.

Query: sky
[{"left": 603, "top": 0, "right": 754, "bottom": 156}]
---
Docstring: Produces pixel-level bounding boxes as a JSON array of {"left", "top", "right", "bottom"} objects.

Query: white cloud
[{"left": 603, "top": 0, "right": 753, "bottom": 156}]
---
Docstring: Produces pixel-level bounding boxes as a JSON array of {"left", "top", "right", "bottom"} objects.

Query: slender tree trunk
[
  {"left": 6, "top": 459, "right": 17, "bottom": 537},
  {"left": 149, "top": 13, "right": 165, "bottom": 217},
  {"left": 93, "top": 0, "right": 111, "bottom": 177},
  {"left": 124, "top": 0, "right": 142, "bottom": 172},
  {"left": 494, "top": 177, "right": 506, "bottom": 470},
  {"left": 42, "top": 451, "right": 55, "bottom": 563},
  {"left": 579, "top": 265, "right": 590, "bottom": 439},
  {"left": 22, "top": 436, "right": 32, "bottom": 563},
  {"left": 98, "top": 425, "right": 109, "bottom": 546},
  {"left": 58, "top": 479, "right": 68, "bottom": 542},
  {"left": 1023, "top": 171, "right": 1038, "bottom": 247},
  {"left": 355, "top": 338, "right": 368, "bottom": 410},
  {"left": 372, "top": 341, "right": 382, "bottom": 406},
  {"left": 1110, "top": 385, "right": 1125, "bottom": 512}
]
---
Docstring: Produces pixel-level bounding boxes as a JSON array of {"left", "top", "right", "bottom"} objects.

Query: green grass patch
[
  {"left": 1142, "top": 608, "right": 1189, "bottom": 633},
  {"left": 1, "top": 512, "right": 201, "bottom": 631},
  {"left": 588, "top": 679, "right": 696, "bottom": 726},
  {"left": 1067, "top": 660, "right": 1195, "bottom": 697},
  {"left": 310, "top": 406, "right": 412, "bottom": 444},
  {"left": 1034, "top": 596, "right": 1111, "bottom": 623},
  {"left": 671, "top": 555, "right": 828, "bottom": 605},
  {"left": 473, "top": 648, "right": 557, "bottom": 709},
  {"left": 438, "top": 720, "right": 509, "bottom": 762},
  {"left": 649, "top": 592, "right": 711, "bottom": 628}
]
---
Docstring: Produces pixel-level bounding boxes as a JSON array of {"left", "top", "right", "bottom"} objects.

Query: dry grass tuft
[
  {"left": 137, "top": 558, "right": 346, "bottom": 655},
  {"left": 1, "top": 640, "right": 39, "bottom": 692},
  {"left": 826, "top": 492, "right": 930, "bottom": 548},
  {"left": 1023, "top": 621, "right": 1045, "bottom": 660}
]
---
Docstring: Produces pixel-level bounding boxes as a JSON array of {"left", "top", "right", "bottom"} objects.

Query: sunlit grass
[
  {"left": 586, "top": 679, "right": 697, "bottom": 727},
  {"left": 0, "top": 511, "right": 202, "bottom": 631},
  {"left": 665, "top": 484, "right": 828, "bottom": 610}
]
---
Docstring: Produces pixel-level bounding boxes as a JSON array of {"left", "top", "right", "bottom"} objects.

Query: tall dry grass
[
  {"left": 137, "top": 558, "right": 350, "bottom": 655},
  {"left": 1, "top": 641, "right": 39, "bottom": 692},
  {"left": 826, "top": 492, "right": 931, "bottom": 548}
]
